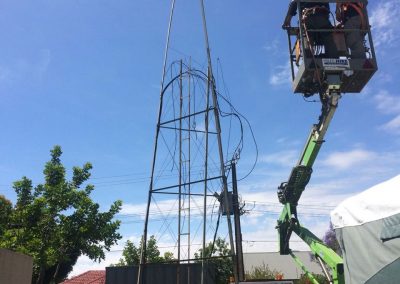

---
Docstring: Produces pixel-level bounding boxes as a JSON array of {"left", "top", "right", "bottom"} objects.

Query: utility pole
[{"left": 232, "top": 161, "right": 245, "bottom": 282}]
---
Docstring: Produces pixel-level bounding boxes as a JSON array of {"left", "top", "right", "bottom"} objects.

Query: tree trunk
[
  {"left": 36, "top": 266, "right": 45, "bottom": 284},
  {"left": 52, "top": 262, "right": 61, "bottom": 284}
]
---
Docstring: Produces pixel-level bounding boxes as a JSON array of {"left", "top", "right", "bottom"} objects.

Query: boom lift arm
[
  {"left": 276, "top": 81, "right": 344, "bottom": 284},
  {"left": 276, "top": 0, "right": 377, "bottom": 282}
]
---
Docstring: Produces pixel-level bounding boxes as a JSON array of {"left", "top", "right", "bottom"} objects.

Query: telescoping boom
[{"left": 277, "top": 1, "right": 377, "bottom": 283}]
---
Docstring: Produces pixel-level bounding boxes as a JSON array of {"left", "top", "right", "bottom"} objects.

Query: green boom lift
[{"left": 277, "top": 1, "right": 377, "bottom": 283}]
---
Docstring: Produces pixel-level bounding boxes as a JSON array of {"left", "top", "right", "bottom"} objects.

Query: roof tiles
[{"left": 61, "top": 270, "right": 105, "bottom": 284}]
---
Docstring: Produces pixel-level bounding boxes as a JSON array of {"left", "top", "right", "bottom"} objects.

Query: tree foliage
[
  {"left": 295, "top": 273, "right": 329, "bottom": 284},
  {"left": 0, "top": 146, "right": 122, "bottom": 284},
  {"left": 118, "top": 240, "right": 140, "bottom": 266},
  {"left": 115, "top": 235, "right": 175, "bottom": 266},
  {"left": 323, "top": 222, "right": 342, "bottom": 256},
  {"left": 245, "top": 263, "right": 282, "bottom": 280},
  {"left": 0, "top": 195, "right": 12, "bottom": 238},
  {"left": 195, "top": 238, "right": 233, "bottom": 284}
]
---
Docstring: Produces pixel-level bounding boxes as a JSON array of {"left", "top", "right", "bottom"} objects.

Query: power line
[
  {"left": 115, "top": 200, "right": 334, "bottom": 219},
  {"left": 107, "top": 239, "right": 307, "bottom": 253}
]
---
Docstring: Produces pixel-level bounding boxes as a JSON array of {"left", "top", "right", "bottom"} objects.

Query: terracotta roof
[{"left": 61, "top": 270, "right": 105, "bottom": 284}]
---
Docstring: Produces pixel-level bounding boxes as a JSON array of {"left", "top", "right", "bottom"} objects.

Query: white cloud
[
  {"left": 241, "top": 216, "right": 332, "bottom": 253},
  {"left": 263, "top": 39, "right": 286, "bottom": 57},
  {"left": 321, "top": 149, "right": 376, "bottom": 170},
  {"left": 120, "top": 202, "right": 147, "bottom": 216},
  {"left": 120, "top": 195, "right": 220, "bottom": 218},
  {"left": 269, "top": 64, "right": 291, "bottom": 86},
  {"left": 241, "top": 220, "right": 283, "bottom": 253},
  {"left": 373, "top": 90, "right": 400, "bottom": 133},
  {"left": 263, "top": 39, "right": 279, "bottom": 52},
  {"left": 276, "top": 137, "right": 302, "bottom": 147},
  {"left": 71, "top": 252, "right": 121, "bottom": 277},
  {"left": 376, "top": 72, "right": 393, "bottom": 84},
  {"left": 240, "top": 182, "right": 349, "bottom": 215},
  {"left": 301, "top": 180, "right": 361, "bottom": 207},
  {"left": 374, "top": 90, "right": 400, "bottom": 115},
  {"left": 69, "top": 234, "right": 144, "bottom": 277},
  {"left": 381, "top": 114, "right": 400, "bottom": 133},
  {"left": 260, "top": 150, "right": 298, "bottom": 167},
  {"left": 370, "top": 0, "right": 400, "bottom": 47}
]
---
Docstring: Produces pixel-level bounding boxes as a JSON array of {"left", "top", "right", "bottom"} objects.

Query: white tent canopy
[
  {"left": 331, "top": 174, "right": 400, "bottom": 228},
  {"left": 331, "top": 174, "right": 400, "bottom": 284}
]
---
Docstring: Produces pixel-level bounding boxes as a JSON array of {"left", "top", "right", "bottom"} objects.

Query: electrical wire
[{"left": 169, "top": 62, "right": 259, "bottom": 182}]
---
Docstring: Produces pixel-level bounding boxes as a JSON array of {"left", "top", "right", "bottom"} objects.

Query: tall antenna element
[
  {"left": 137, "top": 1, "right": 240, "bottom": 284},
  {"left": 198, "top": 0, "right": 239, "bottom": 283},
  {"left": 137, "top": 0, "right": 177, "bottom": 282}
]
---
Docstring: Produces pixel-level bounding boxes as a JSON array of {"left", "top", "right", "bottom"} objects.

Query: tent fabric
[
  {"left": 331, "top": 174, "right": 400, "bottom": 229},
  {"left": 365, "top": 258, "right": 400, "bottom": 284},
  {"left": 335, "top": 214, "right": 400, "bottom": 284},
  {"left": 331, "top": 174, "right": 400, "bottom": 283},
  {"left": 380, "top": 213, "right": 400, "bottom": 241}
]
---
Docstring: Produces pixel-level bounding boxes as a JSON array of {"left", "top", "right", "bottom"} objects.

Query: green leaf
[{"left": 1, "top": 146, "right": 122, "bottom": 284}]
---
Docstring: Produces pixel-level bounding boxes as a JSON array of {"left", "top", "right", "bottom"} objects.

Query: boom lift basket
[{"left": 285, "top": 0, "right": 377, "bottom": 95}]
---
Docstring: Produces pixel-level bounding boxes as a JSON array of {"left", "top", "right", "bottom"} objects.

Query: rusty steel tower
[{"left": 136, "top": 1, "right": 247, "bottom": 284}]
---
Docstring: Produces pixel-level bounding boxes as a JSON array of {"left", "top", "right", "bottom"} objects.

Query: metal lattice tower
[{"left": 136, "top": 1, "right": 241, "bottom": 284}]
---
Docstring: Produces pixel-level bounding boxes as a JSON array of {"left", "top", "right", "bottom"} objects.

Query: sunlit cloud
[
  {"left": 381, "top": 115, "right": 400, "bottom": 133},
  {"left": 373, "top": 90, "right": 400, "bottom": 133},
  {"left": 263, "top": 39, "right": 286, "bottom": 57},
  {"left": 373, "top": 90, "right": 400, "bottom": 115},
  {"left": 269, "top": 63, "right": 291, "bottom": 86},
  {"left": 260, "top": 150, "right": 298, "bottom": 167},
  {"left": 320, "top": 149, "right": 376, "bottom": 171},
  {"left": 276, "top": 137, "right": 302, "bottom": 147},
  {"left": 370, "top": 0, "right": 400, "bottom": 47}
]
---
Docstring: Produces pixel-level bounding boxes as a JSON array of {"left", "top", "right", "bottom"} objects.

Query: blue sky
[{"left": 1, "top": 0, "right": 400, "bottom": 276}]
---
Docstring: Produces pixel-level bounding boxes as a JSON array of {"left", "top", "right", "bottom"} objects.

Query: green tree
[
  {"left": 245, "top": 263, "right": 282, "bottom": 280},
  {"left": 116, "top": 235, "right": 175, "bottom": 266},
  {"left": 195, "top": 238, "right": 233, "bottom": 284},
  {"left": 119, "top": 240, "right": 140, "bottom": 265},
  {"left": 323, "top": 222, "right": 342, "bottom": 256},
  {"left": 0, "top": 195, "right": 12, "bottom": 236},
  {"left": 163, "top": 251, "right": 175, "bottom": 261},
  {"left": 0, "top": 146, "right": 122, "bottom": 284},
  {"left": 295, "top": 273, "right": 329, "bottom": 284}
]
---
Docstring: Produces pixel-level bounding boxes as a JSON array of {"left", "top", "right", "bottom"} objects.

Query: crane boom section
[
  {"left": 299, "top": 93, "right": 339, "bottom": 168},
  {"left": 276, "top": 86, "right": 344, "bottom": 284}
]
